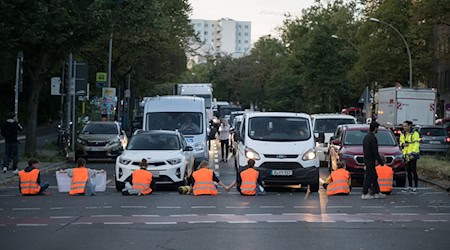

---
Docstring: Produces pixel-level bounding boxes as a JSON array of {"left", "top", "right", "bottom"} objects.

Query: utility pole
[
  {"left": 66, "top": 53, "right": 73, "bottom": 134},
  {"left": 14, "top": 51, "right": 24, "bottom": 120},
  {"left": 72, "top": 61, "right": 77, "bottom": 152}
]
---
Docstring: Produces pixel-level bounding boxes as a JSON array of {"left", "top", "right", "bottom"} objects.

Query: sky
[{"left": 188, "top": 0, "right": 317, "bottom": 43}]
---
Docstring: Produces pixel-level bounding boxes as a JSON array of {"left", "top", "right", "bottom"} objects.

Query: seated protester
[
  {"left": 226, "top": 159, "right": 264, "bottom": 196},
  {"left": 122, "top": 158, "right": 154, "bottom": 196},
  {"left": 323, "top": 161, "right": 351, "bottom": 196},
  {"left": 67, "top": 158, "right": 96, "bottom": 196},
  {"left": 188, "top": 160, "right": 227, "bottom": 196},
  {"left": 376, "top": 154, "right": 394, "bottom": 195},
  {"left": 19, "top": 159, "right": 49, "bottom": 195}
]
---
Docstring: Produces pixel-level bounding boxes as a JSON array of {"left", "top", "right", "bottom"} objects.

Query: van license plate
[
  {"left": 429, "top": 141, "right": 441, "bottom": 144},
  {"left": 150, "top": 171, "right": 160, "bottom": 178},
  {"left": 271, "top": 170, "right": 293, "bottom": 176}
]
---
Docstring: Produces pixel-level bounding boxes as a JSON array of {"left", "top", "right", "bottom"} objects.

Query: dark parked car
[
  {"left": 328, "top": 124, "right": 406, "bottom": 187},
  {"left": 418, "top": 126, "right": 450, "bottom": 153}
]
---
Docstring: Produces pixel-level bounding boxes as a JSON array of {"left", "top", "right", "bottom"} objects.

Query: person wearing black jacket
[
  {"left": 362, "top": 122, "right": 386, "bottom": 200},
  {"left": 1, "top": 112, "right": 23, "bottom": 174}
]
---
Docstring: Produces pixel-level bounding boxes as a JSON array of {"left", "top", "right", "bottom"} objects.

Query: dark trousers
[
  {"left": 220, "top": 139, "right": 229, "bottom": 160},
  {"left": 362, "top": 163, "right": 380, "bottom": 195},
  {"left": 406, "top": 159, "right": 418, "bottom": 188},
  {"left": 3, "top": 142, "right": 19, "bottom": 170}
]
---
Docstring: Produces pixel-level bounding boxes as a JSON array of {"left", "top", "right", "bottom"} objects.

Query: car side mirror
[
  {"left": 184, "top": 146, "right": 193, "bottom": 151},
  {"left": 234, "top": 131, "right": 240, "bottom": 141},
  {"left": 316, "top": 132, "right": 325, "bottom": 144},
  {"left": 331, "top": 139, "right": 341, "bottom": 145}
]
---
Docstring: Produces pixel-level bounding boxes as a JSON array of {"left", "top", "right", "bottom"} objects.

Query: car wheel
[
  {"left": 328, "top": 158, "right": 332, "bottom": 173},
  {"left": 395, "top": 176, "right": 406, "bottom": 187},
  {"left": 115, "top": 179, "right": 125, "bottom": 192},
  {"left": 308, "top": 169, "right": 320, "bottom": 192}
]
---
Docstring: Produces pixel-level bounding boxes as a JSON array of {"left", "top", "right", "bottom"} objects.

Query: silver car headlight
[
  {"left": 77, "top": 138, "right": 87, "bottom": 145},
  {"left": 167, "top": 158, "right": 182, "bottom": 165},
  {"left": 118, "top": 157, "right": 132, "bottom": 165},
  {"left": 194, "top": 142, "right": 205, "bottom": 151},
  {"left": 107, "top": 138, "right": 120, "bottom": 146},
  {"left": 302, "top": 149, "right": 316, "bottom": 161}
]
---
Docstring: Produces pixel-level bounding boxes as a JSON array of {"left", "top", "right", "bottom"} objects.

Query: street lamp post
[{"left": 369, "top": 18, "right": 413, "bottom": 88}]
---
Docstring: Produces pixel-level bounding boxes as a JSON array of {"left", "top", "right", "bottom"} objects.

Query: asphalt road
[{"left": 0, "top": 140, "right": 449, "bottom": 250}]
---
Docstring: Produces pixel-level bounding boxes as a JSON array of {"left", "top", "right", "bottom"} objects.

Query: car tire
[
  {"left": 395, "top": 176, "right": 406, "bottom": 187},
  {"left": 115, "top": 179, "right": 125, "bottom": 192},
  {"left": 309, "top": 170, "right": 320, "bottom": 192}
]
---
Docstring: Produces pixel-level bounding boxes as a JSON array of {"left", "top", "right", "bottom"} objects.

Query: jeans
[
  {"left": 362, "top": 163, "right": 380, "bottom": 195},
  {"left": 39, "top": 182, "right": 49, "bottom": 194},
  {"left": 406, "top": 159, "right": 418, "bottom": 188},
  {"left": 3, "top": 142, "right": 19, "bottom": 170},
  {"left": 220, "top": 139, "right": 229, "bottom": 160}
]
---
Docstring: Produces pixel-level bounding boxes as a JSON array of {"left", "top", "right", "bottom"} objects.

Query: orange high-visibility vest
[
  {"left": 192, "top": 168, "right": 218, "bottom": 196},
  {"left": 19, "top": 169, "right": 41, "bottom": 195},
  {"left": 326, "top": 168, "right": 350, "bottom": 196},
  {"left": 69, "top": 167, "right": 89, "bottom": 195},
  {"left": 132, "top": 169, "right": 153, "bottom": 195},
  {"left": 376, "top": 165, "right": 394, "bottom": 193},
  {"left": 240, "top": 168, "right": 259, "bottom": 196}
]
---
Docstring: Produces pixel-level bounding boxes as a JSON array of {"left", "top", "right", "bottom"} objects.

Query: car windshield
[
  {"left": 127, "top": 134, "right": 180, "bottom": 150},
  {"left": 81, "top": 123, "right": 118, "bottom": 135},
  {"left": 344, "top": 130, "right": 397, "bottom": 146},
  {"left": 248, "top": 117, "right": 311, "bottom": 141},
  {"left": 146, "top": 112, "right": 203, "bottom": 135},
  {"left": 314, "top": 118, "right": 356, "bottom": 133},
  {"left": 420, "top": 128, "right": 447, "bottom": 136},
  {"left": 219, "top": 106, "right": 242, "bottom": 118}
]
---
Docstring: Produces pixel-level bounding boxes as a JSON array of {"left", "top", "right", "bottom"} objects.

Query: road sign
[
  {"left": 51, "top": 77, "right": 61, "bottom": 95},
  {"left": 75, "top": 63, "right": 88, "bottom": 96},
  {"left": 358, "top": 87, "right": 374, "bottom": 104},
  {"left": 96, "top": 72, "right": 107, "bottom": 88}
]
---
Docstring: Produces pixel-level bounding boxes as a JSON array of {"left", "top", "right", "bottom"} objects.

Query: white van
[
  {"left": 235, "top": 112, "right": 320, "bottom": 191},
  {"left": 143, "top": 96, "right": 208, "bottom": 166},
  {"left": 311, "top": 114, "right": 357, "bottom": 165}
]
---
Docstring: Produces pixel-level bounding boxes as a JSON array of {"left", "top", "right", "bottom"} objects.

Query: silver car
[
  {"left": 418, "top": 126, "right": 450, "bottom": 153},
  {"left": 76, "top": 121, "right": 128, "bottom": 160}
]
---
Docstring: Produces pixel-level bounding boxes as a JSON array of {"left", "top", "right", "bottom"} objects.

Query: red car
[{"left": 328, "top": 124, "right": 406, "bottom": 187}]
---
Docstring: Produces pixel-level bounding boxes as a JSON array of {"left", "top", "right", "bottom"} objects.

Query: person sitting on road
[
  {"left": 376, "top": 154, "right": 394, "bottom": 195},
  {"left": 189, "top": 161, "right": 227, "bottom": 196},
  {"left": 226, "top": 159, "right": 265, "bottom": 195},
  {"left": 180, "top": 115, "right": 200, "bottom": 133},
  {"left": 122, "top": 158, "right": 154, "bottom": 196},
  {"left": 67, "top": 158, "right": 96, "bottom": 196},
  {"left": 323, "top": 161, "right": 351, "bottom": 196},
  {"left": 19, "top": 159, "right": 49, "bottom": 195}
]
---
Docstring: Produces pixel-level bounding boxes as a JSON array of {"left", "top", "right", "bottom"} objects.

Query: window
[
  {"left": 204, "top": 31, "right": 208, "bottom": 35},
  {"left": 127, "top": 134, "right": 181, "bottom": 151},
  {"left": 238, "top": 40, "right": 241, "bottom": 43},
  {"left": 238, "top": 47, "right": 241, "bottom": 51},
  {"left": 205, "top": 23, "right": 208, "bottom": 27},
  {"left": 81, "top": 123, "right": 119, "bottom": 135},
  {"left": 211, "top": 39, "right": 214, "bottom": 42},
  {"left": 146, "top": 112, "right": 203, "bottom": 135},
  {"left": 248, "top": 117, "right": 311, "bottom": 141},
  {"left": 211, "top": 24, "right": 214, "bottom": 27},
  {"left": 245, "top": 25, "right": 249, "bottom": 29},
  {"left": 244, "top": 32, "right": 249, "bottom": 36},
  {"left": 197, "top": 23, "right": 201, "bottom": 26},
  {"left": 238, "top": 32, "right": 241, "bottom": 36},
  {"left": 419, "top": 128, "right": 447, "bottom": 136},
  {"left": 239, "top": 25, "right": 242, "bottom": 28},
  {"left": 314, "top": 119, "right": 356, "bottom": 133},
  {"left": 244, "top": 40, "right": 248, "bottom": 44},
  {"left": 343, "top": 130, "right": 396, "bottom": 146}
]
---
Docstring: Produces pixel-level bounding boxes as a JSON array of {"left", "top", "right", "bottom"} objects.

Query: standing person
[
  {"left": 376, "top": 154, "right": 394, "bottom": 195},
  {"left": 122, "top": 158, "right": 154, "bottom": 196},
  {"left": 362, "top": 122, "right": 386, "bottom": 200},
  {"left": 190, "top": 161, "right": 227, "bottom": 196},
  {"left": 1, "top": 112, "right": 23, "bottom": 174},
  {"left": 67, "top": 158, "right": 96, "bottom": 196},
  {"left": 19, "top": 159, "right": 49, "bottom": 195},
  {"left": 400, "top": 120, "right": 420, "bottom": 193},
  {"left": 226, "top": 159, "right": 265, "bottom": 195},
  {"left": 323, "top": 161, "right": 351, "bottom": 196},
  {"left": 219, "top": 119, "right": 230, "bottom": 162}
]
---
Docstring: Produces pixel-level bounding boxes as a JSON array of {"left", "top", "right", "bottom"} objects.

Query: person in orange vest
[
  {"left": 122, "top": 158, "right": 154, "bottom": 196},
  {"left": 67, "top": 158, "right": 97, "bottom": 196},
  {"left": 19, "top": 159, "right": 49, "bottom": 195},
  {"left": 376, "top": 155, "right": 394, "bottom": 194},
  {"left": 225, "top": 159, "right": 265, "bottom": 195},
  {"left": 189, "top": 160, "right": 227, "bottom": 196},
  {"left": 323, "top": 161, "right": 351, "bottom": 196}
]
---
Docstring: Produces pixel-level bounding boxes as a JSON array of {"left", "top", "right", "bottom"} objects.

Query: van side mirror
[
  {"left": 184, "top": 146, "right": 193, "bottom": 151},
  {"left": 316, "top": 132, "right": 325, "bottom": 144},
  {"left": 234, "top": 131, "right": 240, "bottom": 141},
  {"left": 331, "top": 139, "right": 341, "bottom": 145}
]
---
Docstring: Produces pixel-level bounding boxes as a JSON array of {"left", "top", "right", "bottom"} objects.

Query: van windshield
[
  {"left": 343, "top": 130, "right": 397, "bottom": 146},
  {"left": 146, "top": 112, "right": 203, "bottom": 135},
  {"left": 248, "top": 117, "right": 311, "bottom": 141},
  {"left": 314, "top": 118, "right": 356, "bottom": 133}
]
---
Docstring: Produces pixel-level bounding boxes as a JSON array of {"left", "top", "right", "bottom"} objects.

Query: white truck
[
  {"left": 377, "top": 87, "right": 437, "bottom": 127},
  {"left": 175, "top": 83, "right": 213, "bottom": 121}
]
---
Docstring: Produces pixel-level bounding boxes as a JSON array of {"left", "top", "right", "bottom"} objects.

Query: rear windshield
[
  {"left": 420, "top": 128, "right": 447, "bottom": 136},
  {"left": 343, "top": 130, "right": 397, "bottom": 146},
  {"left": 314, "top": 118, "right": 356, "bottom": 133},
  {"left": 81, "top": 124, "right": 118, "bottom": 135}
]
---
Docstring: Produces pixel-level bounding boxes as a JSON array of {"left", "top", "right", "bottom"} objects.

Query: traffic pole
[{"left": 14, "top": 51, "right": 23, "bottom": 120}]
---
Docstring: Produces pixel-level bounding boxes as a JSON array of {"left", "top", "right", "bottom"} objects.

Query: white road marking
[
  {"left": 157, "top": 206, "right": 181, "bottom": 209},
  {"left": 394, "top": 206, "right": 419, "bottom": 208},
  {"left": 245, "top": 213, "right": 272, "bottom": 216},
  {"left": 422, "top": 220, "right": 448, "bottom": 222},
  {"left": 266, "top": 220, "right": 297, "bottom": 223},
  {"left": 390, "top": 213, "right": 419, "bottom": 216},
  {"left": 428, "top": 205, "right": 450, "bottom": 208},
  {"left": 72, "top": 222, "right": 93, "bottom": 225},
  {"left": 120, "top": 206, "right": 147, "bottom": 209},
  {"left": 215, "top": 172, "right": 220, "bottom": 177},
  {"left": 145, "top": 222, "right": 177, "bottom": 225},
  {"left": 215, "top": 165, "right": 219, "bottom": 169},
  {"left": 214, "top": 159, "right": 219, "bottom": 163},
  {"left": 227, "top": 221, "right": 257, "bottom": 224},
  {"left": 361, "top": 206, "right": 385, "bottom": 209},
  {"left": 91, "top": 215, "right": 123, "bottom": 217},
  {"left": 12, "top": 208, "right": 40, "bottom": 211},
  {"left": 104, "top": 222, "right": 133, "bottom": 225},
  {"left": 324, "top": 213, "right": 348, "bottom": 216},
  {"left": 282, "top": 213, "right": 314, "bottom": 216},
  {"left": 293, "top": 206, "right": 318, "bottom": 209},
  {"left": 428, "top": 213, "right": 450, "bottom": 216},
  {"left": 345, "top": 220, "right": 375, "bottom": 223},
  {"left": 132, "top": 215, "right": 160, "bottom": 217},
  {"left": 356, "top": 213, "right": 383, "bottom": 216},
  {"left": 207, "top": 214, "right": 236, "bottom": 217},
  {"left": 50, "top": 207, "right": 65, "bottom": 210},
  {"left": 422, "top": 192, "right": 444, "bottom": 195},
  {"left": 187, "top": 221, "right": 217, "bottom": 224},
  {"left": 191, "top": 206, "right": 216, "bottom": 209},
  {"left": 17, "top": 224, "right": 48, "bottom": 226},
  {"left": 260, "top": 206, "right": 284, "bottom": 209},
  {"left": 385, "top": 219, "right": 412, "bottom": 222},
  {"left": 327, "top": 206, "right": 352, "bottom": 209},
  {"left": 106, "top": 179, "right": 112, "bottom": 184},
  {"left": 50, "top": 216, "right": 75, "bottom": 219},
  {"left": 169, "top": 214, "right": 199, "bottom": 217},
  {"left": 226, "top": 206, "right": 250, "bottom": 209},
  {"left": 214, "top": 154, "right": 218, "bottom": 158}
]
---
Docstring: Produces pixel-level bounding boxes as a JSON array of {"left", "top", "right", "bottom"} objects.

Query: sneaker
[
  {"left": 361, "top": 194, "right": 374, "bottom": 200},
  {"left": 402, "top": 187, "right": 412, "bottom": 193},
  {"left": 374, "top": 193, "right": 386, "bottom": 199},
  {"left": 2, "top": 167, "right": 6, "bottom": 173},
  {"left": 411, "top": 188, "right": 418, "bottom": 193},
  {"left": 12, "top": 169, "right": 19, "bottom": 175}
]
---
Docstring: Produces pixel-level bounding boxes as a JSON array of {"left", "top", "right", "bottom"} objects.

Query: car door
[{"left": 180, "top": 134, "right": 194, "bottom": 177}]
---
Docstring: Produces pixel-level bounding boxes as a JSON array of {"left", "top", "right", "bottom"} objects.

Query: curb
[
  {"left": 419, "top": 177, "right": 450, "bottom": 192},
  {"left": 0, "top": 161, "right": 67, "bottom": 186}
]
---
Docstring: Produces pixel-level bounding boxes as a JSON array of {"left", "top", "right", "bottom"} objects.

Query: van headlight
[
  {"left": 118, "top": 157, "right": 131, "bottom": 165},
  {"left": 245, "top": 148, "right": 261, "bottom": 160},
  {"left": 302, "top": 149, "right": 316, "bottom": 161},
  {"left": 107, "top": 138, "right": 120, "bottom": 146},
  {"left": 194, "top": 142, "right": 205, "bottom": 151},
  {"left": 167, "top": 158, "right": 182, "bottom": 165}
]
